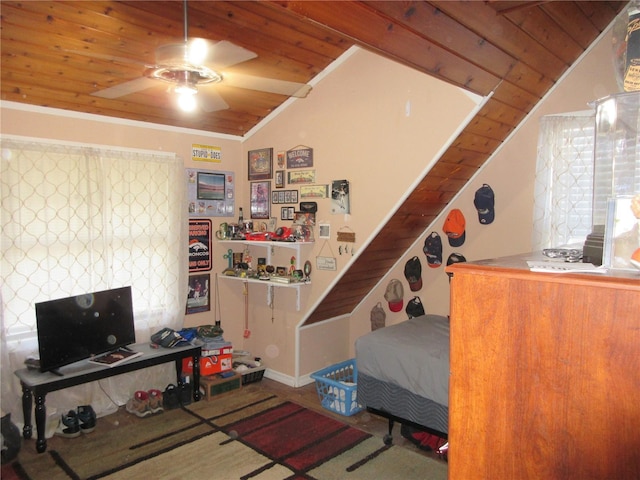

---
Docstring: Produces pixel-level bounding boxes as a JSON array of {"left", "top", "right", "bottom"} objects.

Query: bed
[{"left": 355, "top": 314, "right": 449, "bottom": 444}]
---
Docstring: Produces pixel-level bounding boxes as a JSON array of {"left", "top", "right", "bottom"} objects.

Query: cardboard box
[
  {"left": 182, "top": 353, "right": 232, "bottom": 376},
  {"left": 199, "top": 373, "right": 241, "bottom": 401},
  {"left": 201, "top": 342, "right": 233, "bottom": 357}
]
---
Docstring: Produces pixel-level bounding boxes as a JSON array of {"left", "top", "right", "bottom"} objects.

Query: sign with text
[
  {"left": 286, "top": 146, "right": 313, "bottom": 169},
  {"left": 192, "top": 144, "right": 222, "bottom": 163},
  {"left": 189, "top": 219, "right": 212, "bottom": 272}
]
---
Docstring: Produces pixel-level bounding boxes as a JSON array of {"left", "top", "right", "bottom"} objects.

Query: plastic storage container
[{"left": 310, "top": 359, "right": 363, "bottom": 416}]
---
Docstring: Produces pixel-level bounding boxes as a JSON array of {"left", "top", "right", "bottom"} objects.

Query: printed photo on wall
[
  {"left": 186, "top": 274, "right": 210, "bottom": 314},
  {"left": 330, "top": 179, "right": 350, "bottom": 214}
]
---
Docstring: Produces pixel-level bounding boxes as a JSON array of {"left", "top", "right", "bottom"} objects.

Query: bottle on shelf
[{"left": 238, "top": 207, "right": 244, "bottom": 224}]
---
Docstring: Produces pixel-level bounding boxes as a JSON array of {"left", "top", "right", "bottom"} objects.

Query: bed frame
[
  {"left": 358, "top": 372, "right": 448, "bottom": 444},
  {"left": 355, "top": 314, "right": 449, "bottom": 445}
]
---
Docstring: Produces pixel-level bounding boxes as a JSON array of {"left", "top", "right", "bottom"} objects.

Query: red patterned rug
[{"left": 223, "top": 400, "right": 371, "bottom": 475}]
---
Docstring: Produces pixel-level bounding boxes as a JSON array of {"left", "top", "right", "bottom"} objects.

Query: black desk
[{"left": 14, "top": 342, "right": 201, "bottom": 453}]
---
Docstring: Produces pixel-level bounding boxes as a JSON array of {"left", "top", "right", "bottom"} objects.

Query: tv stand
[{"left": 15, "top": 342, "right": 200, "bottom": 453}]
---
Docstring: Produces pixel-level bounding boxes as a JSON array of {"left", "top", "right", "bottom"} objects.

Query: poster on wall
[
  {"left": 189, "top": 219, "right": 212, "bottom": 272},
  {"left": 186, "top": 168, "right": 235, "bottom": 217},
  {"left": 186, "top": 273, "right": 210, "bottom": 314},
  {"left": 330, "top": 179, "right": 350, "bottom": 214}
]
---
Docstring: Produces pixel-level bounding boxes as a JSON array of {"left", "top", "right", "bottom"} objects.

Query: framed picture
[
  {"left": 603, "top": 194, "right": 640, "bottom": 270},
  {"left": 287, "top": 169, "right": 316, "bottom": 185},
  {"left": 250, "top": 181, "right": 271, "bottom": 219},
  {"left": 248, "top": 148, "right": 273, "bottom": 181},
  {"left": 281, "top": 207, "right": 289, "bottom": 221},
  {"left": 300, "top": 184, "right": 329, "bottom": 199},
  {"left": 186, "top": 274, "right": 210, "bottom": 314},
  {"left": 275, "top": 170, "right": 285, "bottom": 188},
  {"left": 294, "top": 212, "right": 316, "bottom": 226},
  {"left": 272, "top": 190, "right": 299, "bottom": 204},
  {"left": 319, "top": 223, "right": 331, "bottom": 239}
]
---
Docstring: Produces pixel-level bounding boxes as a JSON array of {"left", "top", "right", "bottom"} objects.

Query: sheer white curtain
[
  {"left": 532, "top": 113, "right": 596, "bottom": 250},
  {"left": 1, "top": 137, "right": 187, "bottom": 424}
]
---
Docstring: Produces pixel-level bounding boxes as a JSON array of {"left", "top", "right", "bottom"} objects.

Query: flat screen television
[{"left": 35, "top": 286, "right": 136, "bottom": 373}]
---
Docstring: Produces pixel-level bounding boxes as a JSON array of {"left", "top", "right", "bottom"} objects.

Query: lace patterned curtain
[
  {"left": 532, "top": 113, "right": 596, "bottom": 250},
  {"left": 1, "top": 137, "right": 187, "bottom": 423}
]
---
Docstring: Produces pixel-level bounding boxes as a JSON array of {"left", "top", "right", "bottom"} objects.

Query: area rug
[{"left": 9, "top": 389, "right": 447, "bottom": 480}]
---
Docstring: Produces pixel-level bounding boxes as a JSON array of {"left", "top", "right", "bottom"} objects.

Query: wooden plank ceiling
[{"left": 1, "top": 1, "right": 627, "bottom": 324}]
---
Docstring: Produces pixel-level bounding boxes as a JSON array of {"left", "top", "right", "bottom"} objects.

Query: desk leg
[
  {"left": 34, "top": 394, "right": 47, "bottom": 453},
  {"left": 21, "top": 385, "right": 32, "bottom": 440},
  {"left": 192, "top": 351, "right": 201, "bottom": 401},
  {"left": 175, "top": 354, "right": 201, "bottom": 401}
]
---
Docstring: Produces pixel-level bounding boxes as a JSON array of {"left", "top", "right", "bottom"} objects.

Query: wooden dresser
[{"left": 447, "top": 253, "right": 640, "bottom": 480}]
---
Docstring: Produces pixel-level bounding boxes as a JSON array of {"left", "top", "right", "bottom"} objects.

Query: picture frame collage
[{"left": 248, "top": 145, "right": 325, "bottom": 221}]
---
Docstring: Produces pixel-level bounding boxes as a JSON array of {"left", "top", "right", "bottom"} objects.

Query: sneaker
[
  {"left": 400, "top": 424, "right": 446, "bottom": 452},
  {"left": 147, "top": 389, "right": 164, "bottom": 414},
  {"left": 77, "top": 405, "right": 96, "bottom": 433},
  {"left": 125, "top": 391, "right": 152, "bottom": 418},
  {"left": 162, "top": 384, "right": 181, "bottom": 410},
  {"left": 55, "top": 410, "right": 81, "bottom": 438}
]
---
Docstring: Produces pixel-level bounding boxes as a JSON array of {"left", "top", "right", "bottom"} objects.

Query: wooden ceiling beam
[{"left": 272, "top": 0, "right": 501, "bottom": 96}]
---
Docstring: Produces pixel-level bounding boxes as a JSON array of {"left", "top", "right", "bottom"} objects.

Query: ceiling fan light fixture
[
  {"left": 177, "top": 91, "right": 197, "bottom": 112},
  {"left": 187, "top": 38, "right": 208, "bottom": 65},
  {"left": 174, "top": 70, "right": 198, "bottom": 95}
]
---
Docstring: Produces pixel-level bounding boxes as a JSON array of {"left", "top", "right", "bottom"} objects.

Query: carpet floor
[{"left": 7, "top": 387, "right": 447, "bottom": 480}]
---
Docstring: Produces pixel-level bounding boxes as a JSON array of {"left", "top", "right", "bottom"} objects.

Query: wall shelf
[{"left": 217, "top": 240, "right": 314, "bottom": 310}]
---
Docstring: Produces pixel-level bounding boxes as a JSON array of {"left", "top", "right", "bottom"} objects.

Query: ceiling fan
[{"left": 90, "top": 0, "right": 311, "bottom": 112}]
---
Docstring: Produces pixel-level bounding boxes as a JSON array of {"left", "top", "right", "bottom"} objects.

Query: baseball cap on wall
[
  {"left": 443, "top": 209, "right": 466, "bottom": 247},
  {"left": 405, "top": 296, "right": 425, "bottom": 319},
  {"left": 404, "top": 256, "right": 423, "bottom": 291},
  {"left": 474, "top": 184, "right": 495, "bottom": 224},
  {"left": 423, "top": 232, "right": 443, "bottom": 268},
  {"left": 370, "top": 302, "right": 386, "bottom": 331},
  {"left": 384, "top": 279, "right": 404, "bottom": 312},
  {"left": 446, "top": 252, "right": 467, "bottom": 280}
]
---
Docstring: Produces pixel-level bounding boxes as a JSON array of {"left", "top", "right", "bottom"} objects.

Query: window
[
  {"left": 532, "top": 113, "right": 596, "bottom": 249},
  {"left": 1, "top": 137, "right": 187, "bottom": 416},
  {"left": 534, "top": 96, "right": 640, "bottom": 252}
]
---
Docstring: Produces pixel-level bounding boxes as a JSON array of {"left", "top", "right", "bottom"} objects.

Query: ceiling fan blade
[
  {"left": 198, "top": 88, "right": 230, "bottom": 112},
  {"left": 92, "top": 77, "right": 158, "bottom": 99},
  {"left": 221, "top": 73, "right": 312, "bottom": 98},
  {"left": 204, "top": 40, "right": 258, "bottom": 70}
]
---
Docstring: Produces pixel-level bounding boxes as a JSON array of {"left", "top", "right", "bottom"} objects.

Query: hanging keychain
[
  {"left": 337, "top": 226, "right": 356, "bottom": 256},
  {"left": 243, "top": 281, "right": 250, "bottom": 339}
]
